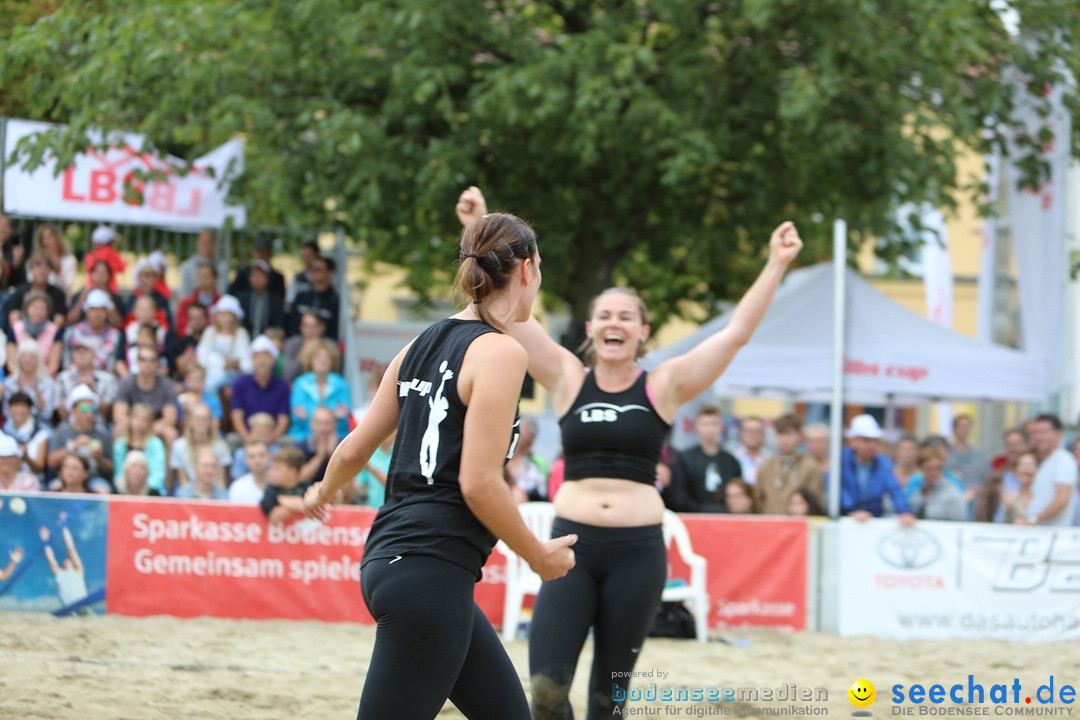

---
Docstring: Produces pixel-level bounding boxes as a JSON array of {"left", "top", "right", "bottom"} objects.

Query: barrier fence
[{"left": 3, "top": 492, "right": 1074, "bottom": 642}]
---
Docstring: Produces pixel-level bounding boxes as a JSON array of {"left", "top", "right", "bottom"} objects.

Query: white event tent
[{"left": 641, "top": 262, "right": 1046, "bottom": 406}]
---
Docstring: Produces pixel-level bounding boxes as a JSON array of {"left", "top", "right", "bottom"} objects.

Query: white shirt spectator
[{"left": 1029, "top": 448, "right": 1077, "bottom": 526}]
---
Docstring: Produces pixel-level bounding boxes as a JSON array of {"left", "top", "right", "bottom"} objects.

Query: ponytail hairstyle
[
  {"left": 578, "top": 287, "right": 650, "bottom": 366},
  {"left": 454, "top": 212, "right": 538, "bottom": 332}
]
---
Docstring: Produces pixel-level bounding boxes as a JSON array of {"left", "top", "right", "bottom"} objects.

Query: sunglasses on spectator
[{"left": 76, "top": 402, "right": 97, "bottom": 413}]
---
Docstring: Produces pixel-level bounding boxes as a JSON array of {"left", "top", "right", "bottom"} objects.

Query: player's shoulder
[{"left": 467, "top": 331, "right": 528, "bottom": 367}]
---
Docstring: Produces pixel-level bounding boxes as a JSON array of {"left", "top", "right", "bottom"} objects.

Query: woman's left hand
[{"left": 769, "top": 221, "right": 803, "bottom": 266}]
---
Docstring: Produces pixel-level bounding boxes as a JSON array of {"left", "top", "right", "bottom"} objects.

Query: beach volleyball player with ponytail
[
  {"left": 303, "top": 211, "right": 577, "bottom": 720},
  {"left": 457, "top": 187, "right": 803, "bottom": 720}
]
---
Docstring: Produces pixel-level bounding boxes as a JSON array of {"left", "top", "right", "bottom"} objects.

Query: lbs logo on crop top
[{"left": 576, "top": 401, "right": 651, "bottom": 424}]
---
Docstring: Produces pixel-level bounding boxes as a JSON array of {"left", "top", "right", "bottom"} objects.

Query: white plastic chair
[
  {"left": 496, "top": 501, "right": 556, "bottom": 641},
  {"left": 661, "top": 510, "right": 710, "bottom": 643}
]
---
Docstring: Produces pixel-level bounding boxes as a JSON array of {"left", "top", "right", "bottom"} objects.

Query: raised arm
[
  {"left": 62, "top": 527, "right": 82, "bottom": 573},
  {"left": 506, "top": 317, "right": 584, "bottom": 414},
  {"left": 650, "top": 222, "right": 803, "bottom": 415},
  {"left": 455, "top": 334, "right": 575, "bottom": 581}
]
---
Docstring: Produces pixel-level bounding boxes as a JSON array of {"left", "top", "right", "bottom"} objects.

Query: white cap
[
  {"left": 148, "top": 250, "right": 166, "bottom": 272},
  {"left": 846, "top": 414, "right": 883, "bottom": 439},
  {"left": 67, "top": 383, "right": 100, "bottom": 411},
  {"left": 0, "top": 434, "right": 19, "bottom": 458},
  {"left": 251, "top": 334, "right": 279, "bottom": 360},
  {"left": 91, "top": 225, "right": 116, "bottom": 245},
  {"left": 83, "top": 288, "right": 114, "bottom": 310},
  {"left": 211, "top": 294, "right": 244, "bottom": 320}
]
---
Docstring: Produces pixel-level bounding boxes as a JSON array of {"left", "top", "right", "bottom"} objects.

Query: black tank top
[
  {"left": 559, "top": 370, "right": 670, "bottom": 485},
  {"left": 362, "top": 318, "right": 519, "bottom": 580}
]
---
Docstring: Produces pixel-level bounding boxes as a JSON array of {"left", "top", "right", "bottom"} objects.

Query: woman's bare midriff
[{"left": 553, "top": 478, "right": 665, "bottom": 527}]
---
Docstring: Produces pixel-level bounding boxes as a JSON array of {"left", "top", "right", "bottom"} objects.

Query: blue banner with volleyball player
[{"left": 0, "top": 494, "right": 108, "bottom": 615}]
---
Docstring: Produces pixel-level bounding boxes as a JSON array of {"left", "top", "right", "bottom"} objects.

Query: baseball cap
[
  {"left": 67, "top": 384, "right": 100, "bottom": 411},
  {"left": 211, "top": 294, "right": 244, "bottom": 320},
  {"left": 250, "top": 259, "right": 271, "bottom": 275},
  {"left": 251, "top": 334, "right": 279, "bottom": 360},
  {"left": 83, "top": 288, "right": 114, "bottom": 311},
  {"left": 91, "top": 225, "right": 117, "bottom": 245},
  {"left": 846, "top": 414, "right": 883, "bottom": 439}
]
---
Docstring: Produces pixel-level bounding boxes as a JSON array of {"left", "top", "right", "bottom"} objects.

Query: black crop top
[{"left": 559, "top": 370, "right": 670, "bottom": 485}]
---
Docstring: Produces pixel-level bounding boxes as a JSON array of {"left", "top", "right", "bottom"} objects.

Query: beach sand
[{"left": 0, "top": 612, "right": 1073, "bottom": 719}]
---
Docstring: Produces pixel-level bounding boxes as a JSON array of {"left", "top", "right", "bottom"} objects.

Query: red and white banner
[
  {"left": 836, "top": 518, "right": 1080, "bottom": 641},
  {"left": 105, "top": 499, "right": 807, "bottom": 629},
  {"left": 2, "top": 118, "right": 246, "bottom": 229},
  {"left": 680, "top": 515, "right": 807, "bottom": 630}
]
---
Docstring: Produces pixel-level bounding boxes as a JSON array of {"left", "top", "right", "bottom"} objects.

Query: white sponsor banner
[
  {"left": 3, "top": 118, "right": 246, "bottom": 229},
  {"left": 837, "top": 518, "right": 1080, "bottom": 641}
]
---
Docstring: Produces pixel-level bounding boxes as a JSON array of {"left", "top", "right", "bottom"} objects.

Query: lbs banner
[{"left": 837, "top": 518, "right": 1080, "bottom": 641}]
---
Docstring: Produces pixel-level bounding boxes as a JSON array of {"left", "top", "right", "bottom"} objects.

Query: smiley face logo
[{"left": 848, "top": 678, "right": 876, "bottom": 709}]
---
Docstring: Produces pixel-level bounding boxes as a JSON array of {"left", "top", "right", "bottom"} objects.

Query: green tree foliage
[{"left": 2, "top": 0, "right": 1077, "bottom": 328}]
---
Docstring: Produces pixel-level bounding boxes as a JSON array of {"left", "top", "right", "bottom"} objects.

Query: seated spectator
[
  {"left": 5, "top": 254, "right": 67, "bottom": 331},
  {"left": 146, "top": 251, "right": 171, "bottom": 301},
  {"left": 112, "top": 403, "right": 168, "bottom": 497},
  {"left": 179, "top": 229, "right": 229, "bottom": 298},
  {"left": 47, "top": 385, "right": 114, "bottom": 485},
  {"left": 64, "top": 289, "right": 125, "bottom": 375},
  {"left": 231, "top": 335, "right": 290, "bottom": 445},
  {"left": 67, "top": 258, "right": 125, "bottom": 328},
  {"left": 47, "top": 452, "right": 112, "bottom": 494},
  {"left": 230, "top": 412, "right": 280, "bottom": 479},
  {"left": 34, "top": 222, "right": 77, "bottom": 296},
  {"left": 260, "top": 446, "right": 313, "bottom": 524},
  {"left": 262, "top": 326, "right": 287, "bottom": 376},
  {"left": 286, "top": 239, "right": 320, "bottom": 306},
  {"left": 288, "top": 339, "right": 348, "bottom": 442},
  {"left": 229, "top": 235, "right": 286, "bottom": 297},
  {"left": 3, "top": 340, "right": 58, "bottom": 423},
  {"left": 787, "top": 487, "right": 827, "bottom": 517},
  {"left": 754, "top": 413, "right": 823, "bottom": 515},
  {"left": 174, "top": 448, "right": 228, "bottom": 500},
  {"left": 908, "top": 447, "right": 967, "bottom": 521},
  {"left": 125, "top": 324, "right": 167, "bottom": 378},
  {"left": 839, "top": 414, "right": 914, "bottom": 524},
  {"left": 83, "top": 225, "right": 126, "bottom": 294},
  {"left": 504, "top": 416, "right": 547, "bottom": 502},
  {"left": 0, "top": 433, "right": 42, "bottom": 492},
  {"left": 237, "top": 259, "right": 287, "bottom": 338},
  {"left": 297, "top": 407, "right": 338, "bottom": 486},
  {"left": 354, "top": 431, "right": 394, "bottom": 508},
  {"left": 667, "top": 404, "right": 742, "bottom": 513},
  {"left": 115, "top": 450, "right": 160, "bottom": 497},
  {"left": 176, "top": 261, "right": 221, "bottom": 338},
  {"left": 282, "top": 310, "right": 330, "bottom": 383},
  {"left": 112, "top": 345, "right": 178, "bottom": 446},
  {"left": 169, "top": 402, "right": 230, "bottom": 492},
  {"left": 176, "top": 363, "right": 223, "bottom": 421},
  {"left": 3, "top": 391, "right": 51, "bottom": 478},
  {"left": 196, "top": 294, "right": 251, "bottom": 395},
  {"left": 55, "top": 336, "right": 118, "bottom": 424},
  {"left": 228, "top": 440, "right": 271, "bottom": 504},
  {"left": 168, "top": 302, "right": 210, "bottom": 381},
  {"left": 723, "top": 478, "right": 758, "bottom": 514},
  {"left": 288, "top": 255, "right": 340, "bottom": 340},
  {"left": 8, "top": 291, "right": 63, "bottom": 376},
  {"left": 123, "top": 296, "right": 168, "bottom": 361},
  {"left": 1001, "top": 452, "right": 1038, "bottom": 524},
  {"left": 124, "top": 258, "right": 172, "bottom": 332}
]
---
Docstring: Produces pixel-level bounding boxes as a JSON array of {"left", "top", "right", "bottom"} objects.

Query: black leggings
[
  {"left": 358, "top": 555, "right": 530, "bottom": 720},
  {"left": 528, "top": 518, "right": 667, "bottom": 720}
]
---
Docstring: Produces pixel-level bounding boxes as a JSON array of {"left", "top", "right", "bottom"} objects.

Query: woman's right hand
[
  {"left": 302, "top": 482, "right": 331, "bottom": 522},
  {"left": 531, "top": 533, "right": 578, "bottom": 582}
]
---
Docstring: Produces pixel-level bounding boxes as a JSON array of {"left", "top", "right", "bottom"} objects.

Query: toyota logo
[{"left": 878, "top": 528, "right": 942, "bottom": 569}]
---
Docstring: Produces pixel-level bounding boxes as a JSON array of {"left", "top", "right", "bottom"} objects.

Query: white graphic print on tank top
[{"left": 418, "top": 360, "right": 454, "bottom": 483}]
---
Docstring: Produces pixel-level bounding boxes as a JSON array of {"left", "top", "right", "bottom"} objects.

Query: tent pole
[{"left": 827, "top": 219, "right": 847, "bottom": 519}]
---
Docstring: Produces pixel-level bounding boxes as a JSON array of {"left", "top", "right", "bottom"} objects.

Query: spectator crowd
[{"left": 0, "top": 216, "right": 386, "bottom": 522}]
